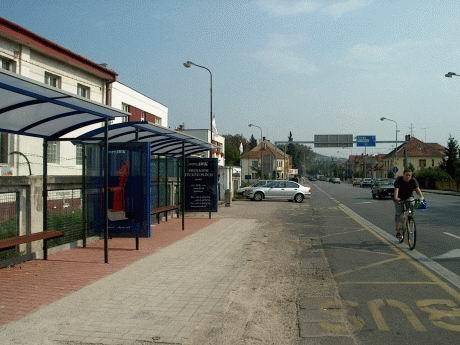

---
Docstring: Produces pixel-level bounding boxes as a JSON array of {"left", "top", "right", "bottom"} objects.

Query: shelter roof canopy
[
  {"left": 0, "top": 70, "right": 126, "bottom": 139},
  {"left": 75, "top": 121, "right": 213, "bottom": 158}
]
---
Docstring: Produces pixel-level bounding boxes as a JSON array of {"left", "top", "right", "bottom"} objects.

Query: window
[
  {"left": 140, "top": 111, "right": 145, "bottom": 121},
  {"left": 155, "top": 117, "right": 162, "bottom": 126},
  {"left": 286, "top": 181, "right": 299, "bottom": 188},
  {"left": 122, "top": 103, "right": 130, "bottom": 113},
  {"left": 419, "top": 159, "right": 426, "bottom": 168},
  {"left": 44, "top": 72, "right": 61, "bottom": 88},
  {"left": 251, "top": 160, "right": 259, "bottom": 168},
  {"left": 47, "top": 141, "right": 60, "bottom": 164},
  {"left": 76, "top": 145, "right": 83, "bottom": 165},
  {"left": 0, "top": 56, "right": 16, "bottom": 73},
  {"left": 277, "top": 160, "right": 283, "bottom": 168},
  {"left": 77, "top": 83, "right": 90, "bottom": 99}
]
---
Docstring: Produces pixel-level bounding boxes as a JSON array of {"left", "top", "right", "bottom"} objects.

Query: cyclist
[{"left": 393, "top": 168, "right": 424, "bottom": 240}]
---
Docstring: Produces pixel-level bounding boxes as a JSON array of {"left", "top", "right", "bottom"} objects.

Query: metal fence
[
  {"left": 47, "top": 189, "right": 84, "bottom": 248},
  {"left": 0, "top": 191, "right": 19, "bottom": 260}
]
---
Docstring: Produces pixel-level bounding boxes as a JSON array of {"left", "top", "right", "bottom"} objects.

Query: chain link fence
[
  {"left": 47, "top": 189, "right": 83, "bottom": 248},
  {"left": 0, "top": 192, "right": 19, "bottom": 260}
]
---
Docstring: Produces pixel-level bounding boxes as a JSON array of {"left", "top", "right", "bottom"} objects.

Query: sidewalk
[{"left": 0, "top": 201, "right": 357, "bottom": 345}]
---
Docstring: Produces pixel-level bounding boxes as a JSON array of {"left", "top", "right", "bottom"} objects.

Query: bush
[{"left": 415, "top": 167, "right": 452, "bottom": 189}]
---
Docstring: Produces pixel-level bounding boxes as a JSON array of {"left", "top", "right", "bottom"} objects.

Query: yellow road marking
[
  {"left": 334, "top": 256, "right": 404, "bottom": 277},
  {"left": 339, "top": 281, "right": 438, "bottom": 285},
  {"left": 417, "top": 299, "right": 460, "bottom": 332},
  {"left": 339, "top": 203, "right": 460, "bottom": 302},
  {"left": 320, "top": 229, "right": 366, "bottom": 238},
  {"left": 368, "top": 299, "right": 427, "bottom": 332}
]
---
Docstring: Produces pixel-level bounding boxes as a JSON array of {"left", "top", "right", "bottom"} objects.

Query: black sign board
[{"left": 185, "top": 158, "right": 218, "bottom": 212}]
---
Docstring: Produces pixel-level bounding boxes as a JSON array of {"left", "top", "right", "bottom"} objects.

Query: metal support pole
[
  {"left": 82, "top": 144, "right": 87, "bottom": 248},
  {"left": 165, "top": 156, "right": 168, "bottom": 221},
  {"left": 157, "top": 155, "right": 161, "bottom": 224},
  {"left": 176, "top": 157, "right": 180, "bottom": 218},
  {"left": 135, "top": 129, "right": 139, "bottom": 250},
  {"left": 42, "top": 140, "right": 48, "bottom": 260},
  {"left": 182, "top": 143, "right": 185, "bottom": 231},
  {"left": 103, "top": 119, "right": 109, "bottom": 263}
]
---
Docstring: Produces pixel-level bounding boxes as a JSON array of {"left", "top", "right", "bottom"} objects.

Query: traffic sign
[
  {"left": 314, "top": 134, "right": 353, "bottom": 148},
  {"left": 356, "top": 135, "right": 376, "bottom": 147},
  {"left": 392, "top": 166, "right": 398, "bottom": 173}
]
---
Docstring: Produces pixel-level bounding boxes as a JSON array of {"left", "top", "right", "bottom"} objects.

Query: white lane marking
[
  {"left": 432, "top": 249, "right": 460, "bottom": 260},
  {"left": 444, "top": 232, "right": 460, "bottom": 240},
  {"left": 354, "top": 201, "right": 374, "bottom": 204}
]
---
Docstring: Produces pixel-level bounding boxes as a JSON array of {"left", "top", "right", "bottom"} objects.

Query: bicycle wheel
[{"left": 407, "top": 217, "right": 416, "bottom": 250}]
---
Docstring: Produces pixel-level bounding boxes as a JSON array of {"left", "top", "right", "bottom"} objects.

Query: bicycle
[{"left": 398, "top": 197, "right": 426, "bottom": 250}]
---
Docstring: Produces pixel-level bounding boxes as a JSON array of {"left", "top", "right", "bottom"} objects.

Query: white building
[
  {"left": 0, "top": 18, "right": 170, "bottom": 176},
  {"left": 111, "top": 81, "right": 168, "bottom": 127},
  {"left": 0, "top": 17, "right": 117, "bottom": 176},
  {"left": 180, "top": 129, "right": 225, "bottom": 166}
]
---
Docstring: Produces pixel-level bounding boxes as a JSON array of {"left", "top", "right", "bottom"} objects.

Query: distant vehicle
[
  {"left": 352, "top": 178, "right": 362, "bottom": 186},
  {"left": 318, "top": 175, "right": 327, "bottom": 181},
  {"left": 360, "top": 178, "right": 373, "bottom": 188},
  {"left": 247, "top": 180, "right": 311, "bottom": 203},
  {"left": 237, "top": 180, "right": 269, "bottom": 196},
  {"left": 308, "top": 176, "right": 317, "bottom": 181},
  {"left": 371, "top": 179, "right": 395, "bottom": 199},
  {"left": 331, "top": 177, "right": 341, "bottom": 184}
]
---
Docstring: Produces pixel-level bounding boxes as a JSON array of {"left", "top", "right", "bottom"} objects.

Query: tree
[
  {"left": 223, "top": 134, "right": 249, "bottom": 166},
  {"left": 249, "top": 134, "right": 257, "bottom": 149},
  {"left": 441, "top": 135, "right": 459, "bottom": 178}
]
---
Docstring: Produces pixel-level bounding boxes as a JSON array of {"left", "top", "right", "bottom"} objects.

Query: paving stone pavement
[{"left": 0, "top": 218, "right": 256, "bottom": 345}]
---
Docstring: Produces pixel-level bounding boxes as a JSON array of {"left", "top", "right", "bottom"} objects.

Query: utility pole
[{"left": 409, "top": 123, "right": 414, "bottom": 137}]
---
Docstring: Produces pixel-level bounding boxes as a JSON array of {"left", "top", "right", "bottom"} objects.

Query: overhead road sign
[
  {"left": 356, "top": 135, "right": 376, "bottom": 147},
  {"left": 314, "top": 134, "right": 353, "bottom": 148}
]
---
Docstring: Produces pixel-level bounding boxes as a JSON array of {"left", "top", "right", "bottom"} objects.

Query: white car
[
  {"left": 237, "top": 180, "right": 269, "bottom": 196},
  {"left": 247, "top": 180, "right": 311, "bottom": 203}
]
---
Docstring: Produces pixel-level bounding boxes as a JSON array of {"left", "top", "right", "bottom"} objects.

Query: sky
[{"left": 2, "top": 0, "right": 460, "bottom": 157}]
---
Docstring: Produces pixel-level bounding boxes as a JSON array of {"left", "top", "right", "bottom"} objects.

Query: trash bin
[{"left": 224, "top": 189, "right": 231, "bottom": 207}]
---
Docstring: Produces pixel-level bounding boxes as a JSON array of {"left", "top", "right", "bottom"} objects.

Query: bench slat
[
  {"left": 0, "top": 230, "right": 64, "bottom": 250},
  {"left": 151, "top": 205, "right": 178, "bottom": 214}
]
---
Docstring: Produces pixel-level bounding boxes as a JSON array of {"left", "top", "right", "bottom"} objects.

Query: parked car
[
  {"left": 237, "top": 180, "right": 269, "bottom": 196},
  {"left": 360, "top": 178, "right": 373, "bottom": 188},
  {"left": 352, "top": 178, "right": 362, "bottom": 186},
  {"left": 247, "top": 180, "right": 311, "bottom": 203},
  {"left": 331, "top": 177, "right": 341, "bottom": 184},
  {"left": 371, "top": 179, "right": 395, "bottom": 199},
  {"left": 308, "top": 176, "right": 317, "bottom": 181}
]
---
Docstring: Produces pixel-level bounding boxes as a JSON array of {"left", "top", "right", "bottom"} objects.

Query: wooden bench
[
  {"left": 0, "top": 230, "right": 64, "bottom": 260},
  {"left": 151, "top": 205, "right": 179, "bottom": 224}
]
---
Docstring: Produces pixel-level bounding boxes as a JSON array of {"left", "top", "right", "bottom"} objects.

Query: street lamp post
[
  {"left": 380, "top": 116, "right": 399, "bottom": 174},
  {"left": 248, "top": 123, "right": 263, "bottom": 178},
  {"left": 183, "top": 60, "right": 213, "bottom": 153}
]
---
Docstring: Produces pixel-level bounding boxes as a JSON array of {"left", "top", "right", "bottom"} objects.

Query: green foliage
[
  {"left": 222, "top": 133, "right": 249, "bottom": 166},
  {"left": 249, "top": 134, "right": 257, "bottom": 149},
  {"left": 415, "top": 167, "right": 452, "bottom": 189},
  {"left": 441, "top": 135, "right": 459, "bottom": 179}
]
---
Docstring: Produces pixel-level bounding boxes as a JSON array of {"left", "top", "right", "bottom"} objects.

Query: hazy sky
[{"left": 2, "top": 0, "right": 460, "bottom": 156}]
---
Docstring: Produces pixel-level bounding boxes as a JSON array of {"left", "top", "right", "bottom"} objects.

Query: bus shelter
[
  {"left": 0, "top": 70, "right": 126, "bottom": 263},
  {"left": 74, "top": 122, "right": 213, "bottom": 233}
]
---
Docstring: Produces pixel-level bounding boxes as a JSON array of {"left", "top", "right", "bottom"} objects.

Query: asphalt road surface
[{"left": 312, "top": 180, "right": 460, "bottom": 276}]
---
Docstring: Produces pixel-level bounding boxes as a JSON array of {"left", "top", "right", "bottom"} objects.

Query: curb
[{"left": 422, "top": 189, "right": 460, "bottom": 197}]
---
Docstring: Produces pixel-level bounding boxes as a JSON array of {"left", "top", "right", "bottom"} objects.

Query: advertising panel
[{"left": 185, "top": 158, "right": 218, "bottom": 212}]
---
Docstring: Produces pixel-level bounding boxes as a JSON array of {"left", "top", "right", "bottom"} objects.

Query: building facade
[
  {"left": 0, "top": 18, "right": 170, "bottom": 176},
  {"left": 0, "top": 17, "right": 117, "bottom": 176},
  {"left": 240, "top": 139, "right": 291, "bottom": 180},
  {"left": 382, "top": 137, "right": 445, "bottom": 176},
  {"left": 180, "top": 129, "right": 225, "bottom": 166}
]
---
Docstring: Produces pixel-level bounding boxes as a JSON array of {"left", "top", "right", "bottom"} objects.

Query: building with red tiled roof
[
  {"left": 241, "top": 139, "right": 292, "bottom": 180},
  {"left": 382, "top": 136, "right": 445, "bottom": 176}
]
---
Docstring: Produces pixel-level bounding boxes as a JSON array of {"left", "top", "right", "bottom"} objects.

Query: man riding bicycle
[{"left": 393, "top": 168, "right": 424, "bottom": 240}]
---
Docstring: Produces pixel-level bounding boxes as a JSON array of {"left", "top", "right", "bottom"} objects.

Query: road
[{"left": 313, "top": 180, "right": 460, "bottom": 276}]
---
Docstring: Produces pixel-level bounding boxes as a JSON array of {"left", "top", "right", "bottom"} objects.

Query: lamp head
[
  {"left": 380, "top": 117, "right": 386, "bottom": 121},
  {"left": 248, "top": 124, "right": 253, "bottom": 127},
  {"left": 183, "top": 61, "right": 192, "bottom": 68},
  {"left": 445, "top": 72, "right": 456, "bottom": 78}
]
